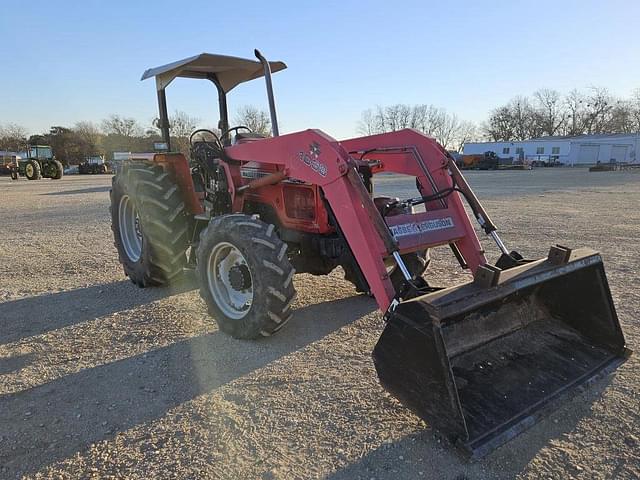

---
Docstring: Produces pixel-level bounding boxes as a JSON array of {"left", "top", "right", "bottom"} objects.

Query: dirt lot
[{"left": 0, "top": 169, "right": 639, "bottom": 479}]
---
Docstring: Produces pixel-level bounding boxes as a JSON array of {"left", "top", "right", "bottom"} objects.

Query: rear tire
[
  {"left": 196, "top": 214, "right": 297, "bottom": 339},
  {"left": 51, "top": 160, "right": 64, "bottom": 179},
  {"left": 24, "top": 160, "right": 41, "bottom": 180},
  {"left": 110, "top": 162, "right": 192, "bottom": 287}
]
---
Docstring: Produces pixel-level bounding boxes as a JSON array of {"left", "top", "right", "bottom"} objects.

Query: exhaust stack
[{"left": 255, "top": 49, "right": 280, "bottom": 137}]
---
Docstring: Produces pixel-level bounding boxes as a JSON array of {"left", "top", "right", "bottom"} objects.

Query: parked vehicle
[
  {"left": 10, "top": 145, "right": 63, "bottom": 180},
  {"left": 79, "top": 156, "right": 112, "bottom": 174}
]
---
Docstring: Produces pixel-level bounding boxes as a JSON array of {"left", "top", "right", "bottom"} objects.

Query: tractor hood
[{"left": 141, "top": 52, "right": 287, "bottom": 93}]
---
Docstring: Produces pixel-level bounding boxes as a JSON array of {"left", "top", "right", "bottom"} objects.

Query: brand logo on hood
[{"left": 298, "top": 142, "right": 327, "bottom": 177}]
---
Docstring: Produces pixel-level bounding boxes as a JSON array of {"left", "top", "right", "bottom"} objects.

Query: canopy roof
[{"left": 141, "top": 52, "right": 287, "bottom": 93}]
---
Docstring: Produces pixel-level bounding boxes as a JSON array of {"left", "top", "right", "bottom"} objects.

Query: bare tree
[
  {"left": 169, "top": 110, "right": 199, "bottom": 138},
  {"left": 358, "top": 105, "right": 391, "bottom": 134},
  {"left": 582, "top": 87, "right": 614, "bottom": 134},
  {"left": 359, "top": 104, "right": 426, "bottom": 134},
  {"left": 609, "top": 101, "right": 636, "bottom": 134},
  {"left": 631, "top": 89, "right": 640, "bottom": 133},
  {"left": 358, "top": 109, "right": 378, "bottom": 135},
  {"left": 484, "top": 106, "right": 516, "bottom": 141},
  {"left": 422, "top": 106, "right": 447, "bottom": 136},
  {"left": 484, "top": 86, "right": 640, "bottom": 141},
  {"left": 432, "top": 112, "right": 460, "bottom": 149},
  {"left": 533, "top": 89, "right": 566, "bottom": 136},
  {"left": 486, "top": 95, "right": 557, "bottom": 141},
  {"left": 358, "top": 104, "right": 473, "bottom": 150},
  {"left": 73, "top": 121, "right": 101, "bottom": 157},
  {"left": 101, "top": 115, "right": 143, "bottom": 137},
  {"left": 510, "top": 96, "right": 542, "bottom": 140},
  {"left": 166, "top": 110, "right": 200, "bottom": 156},
  {"left": 563, "top": 89, "right": 587, "bottom": 136},
  {"left": 235, "top": 105, "right": 271, "bottom": 136},
  {"left": 0, "top": 123, "right": 28, "bottom": 151},
  {"left": 455, "top": 121, "right": 479, "bottom": 152}
]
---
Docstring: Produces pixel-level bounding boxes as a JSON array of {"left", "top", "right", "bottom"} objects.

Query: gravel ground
[{"left": 0, "top": 169, "right": 638, "bottom": 479}]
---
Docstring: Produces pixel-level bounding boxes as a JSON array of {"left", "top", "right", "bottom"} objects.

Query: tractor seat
[{"left": 235, "top": 132, "right": 267, "bottom": 143}]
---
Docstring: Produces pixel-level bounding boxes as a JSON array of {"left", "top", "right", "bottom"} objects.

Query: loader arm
[
  {"left": 339, "top": 129, "right": 487, "bottom": 269},
  {"left": 227, "top": 129, "right": 396, "bottom": 310},
  {"left": 226, "top": 128, "right": 488, "bottom": 312}
]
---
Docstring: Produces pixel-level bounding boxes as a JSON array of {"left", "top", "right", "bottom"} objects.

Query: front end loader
[{"left": 110, "top": 50, "right": 630, "bottom": 458}]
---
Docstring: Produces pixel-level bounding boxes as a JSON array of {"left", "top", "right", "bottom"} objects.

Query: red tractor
[{"left": 110, "top": 50, "right": 630, "bottom": 457}]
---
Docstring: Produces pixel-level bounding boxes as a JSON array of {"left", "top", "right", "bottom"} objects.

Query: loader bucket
[{"left": 373, "top": 247, "right": 630, "bottom": 458}]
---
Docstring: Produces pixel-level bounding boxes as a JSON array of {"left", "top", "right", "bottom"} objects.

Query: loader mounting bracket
[
  {"left": 548, "top": 244, "right": 573, "bottom": 265},
  {"left": 495, "top": 250, "right": 532, "bottom": 270},
  {"left": 383, "top": 279, "right": 442, "bottom": 322},
  {"left": 473, "top": 264, "right": 502, "bottom": 288}
]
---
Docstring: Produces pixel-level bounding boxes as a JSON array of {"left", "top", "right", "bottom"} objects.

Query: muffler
[{"left": 373, "top": 246, "right": 630, "bottom": 458}]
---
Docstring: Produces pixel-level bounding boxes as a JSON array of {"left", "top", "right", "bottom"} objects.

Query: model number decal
[
  {"left": 240, "top": 168, "right": 271, "bottom": 179},
  {"left": 298, "top": 141, "right": 328, "bottom": 177},
  {"left": 390, "top": 217, "right": 455, "bottom": 238}
]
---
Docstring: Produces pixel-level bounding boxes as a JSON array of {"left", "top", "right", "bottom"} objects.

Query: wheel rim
[
  {"left": 25, "top": 164, "right": 33, "bottom": 177},
  {"left": 207, "top": 242, "right": 253, "bottom": 320},
  {"left": 118, "top": 195, "right": 143, "bottom": 262}
]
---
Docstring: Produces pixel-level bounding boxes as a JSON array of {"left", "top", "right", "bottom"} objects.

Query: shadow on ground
[
  {"left": 0, "top": 352, "right": 37, "bottom": 375},
  {"left": 42, "top": 186, "right": 111, "bottom": 196},
  {"left": 325, "top": 379, "right": 611, "bottom": 480},
  {"left": 0, "top": 276, "right": 198, "bottom": 345},
  {"left": 0, "top": 294, "right": 375, "bottom": 477}
]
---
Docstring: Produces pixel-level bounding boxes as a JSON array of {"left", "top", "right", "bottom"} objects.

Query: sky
[{"left": 1, "top": 0, "right": 639, "bottom": 139}]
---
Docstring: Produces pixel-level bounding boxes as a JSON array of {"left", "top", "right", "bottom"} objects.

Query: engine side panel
[{"left": 243, "top": 182, "right": 332, "bottom": 234}]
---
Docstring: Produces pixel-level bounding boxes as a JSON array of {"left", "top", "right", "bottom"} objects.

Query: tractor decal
[
  {"left": 389, "top": 217, "right": 455, "bottom": 238},
  {"left": 298, "top": 141, "right": 327, "bottom": 177},
  {"left": 240, "top": 167, "right": 272, "bottom": 179}
]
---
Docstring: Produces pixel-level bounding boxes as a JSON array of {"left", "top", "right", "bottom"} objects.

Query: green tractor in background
[{"left": 10, "top": 145, "right": 64, "bottom": 180}]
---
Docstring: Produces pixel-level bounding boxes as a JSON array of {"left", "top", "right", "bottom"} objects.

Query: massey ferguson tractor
[{"left": 110, "top": 50, "right": 630, "bottom": 458}]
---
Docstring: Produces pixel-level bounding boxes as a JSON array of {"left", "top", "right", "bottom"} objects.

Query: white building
[{"left": 463, "top": 133, "right": 640, "bottom": 165}]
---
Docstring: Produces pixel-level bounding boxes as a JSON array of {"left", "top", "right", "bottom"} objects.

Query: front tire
[
  {"left": 110, "top": 162, "right": 192, "bottom": 287},
  {"left": 24, "top": 160, "right": 41, "bottom": 180},
  {"left": 196, "top": 214, "right": 297, "bottom": 339}
]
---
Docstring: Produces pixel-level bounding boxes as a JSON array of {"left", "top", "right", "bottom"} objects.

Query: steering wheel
[
  {"left": 221, "top": 125, "right": 253, "bottom": 139},
  {"left": 189, "top": 129, "right": 222, "bottom": 148}
]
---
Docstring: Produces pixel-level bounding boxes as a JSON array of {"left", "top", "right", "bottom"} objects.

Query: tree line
[
  {"left": 358, "top": 104, "right": 477, "bottom": 150},
  {"left": 0, "top": 106, "right": 271, "bottom": 165},
  {"left": 359, "top": 87, "right": 640, "bottom": 150},
  {"left": 0, "top": 113, "right": 196, "bottom": 165},
  {"left": 485, "top": 87, "right": 640, "bottom": 141},
  {"left": 3, "top": 88, "right": 639, "bottom": 161}
]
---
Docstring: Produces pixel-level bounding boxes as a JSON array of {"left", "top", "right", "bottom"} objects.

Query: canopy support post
[
  {"left": 209, "top": 75, "right": 230, "bottom": 145},
  {"left": 156, "top": 86, "right": 171, "bottom": 151}
]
